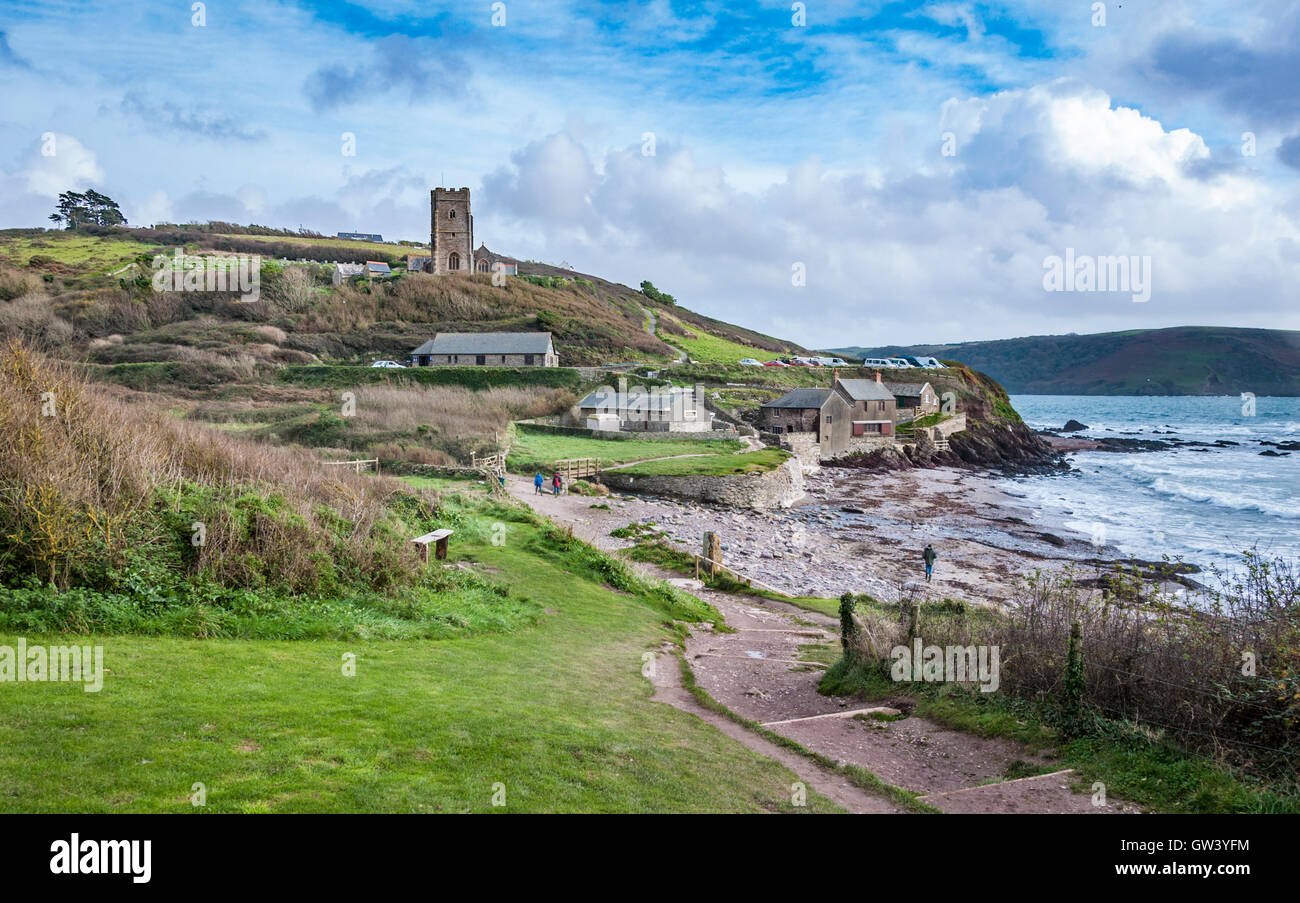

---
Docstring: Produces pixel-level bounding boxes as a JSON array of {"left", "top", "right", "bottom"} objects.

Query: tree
[
  {"left": 49, "top": 189, "right": 126, "bottom": 229},
  {"left": 640, "top": 280, "right": 676, "bottom": 305}
]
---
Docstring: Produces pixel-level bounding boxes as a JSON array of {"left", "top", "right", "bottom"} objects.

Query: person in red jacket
[{"left": 552, "top": 472, "right": 562, "bottom": 496}]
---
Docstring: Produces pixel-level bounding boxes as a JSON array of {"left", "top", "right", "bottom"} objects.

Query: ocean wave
[{"left": 1149, "top": 477, "right": 1300, "bottom": 520}]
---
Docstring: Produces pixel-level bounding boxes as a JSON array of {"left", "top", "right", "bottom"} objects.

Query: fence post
[
  {"left": 1061, "top": 620, "right": 1086, "bottom": 739},
  {"left": 839, "top": 592, "right": 860, "bottom": 662}
]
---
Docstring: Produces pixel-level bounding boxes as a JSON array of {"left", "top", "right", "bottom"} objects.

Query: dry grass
[{"left": 0, "top": 341, "right": 429, "bottom": 592}]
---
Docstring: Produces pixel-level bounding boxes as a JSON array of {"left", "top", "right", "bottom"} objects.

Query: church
[{"left": 422, "top": 187, "right": 518, "bottom": 277}]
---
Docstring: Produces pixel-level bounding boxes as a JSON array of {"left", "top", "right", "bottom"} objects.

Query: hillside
[
  {"left": 833, "top": 326, "right": 1300, "bottom": 396},
  {"left": 0, "top": 225, "right": 802, "bottom": 369}
]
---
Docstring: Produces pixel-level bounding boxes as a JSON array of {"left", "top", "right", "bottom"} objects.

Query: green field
[
  {"left": 609, "top": 447, "right": 790, "bottom": 476},
  {"left": 509, "top": 425, "right": 745, "bottom": 472},
  {"left": 0, "top": 230, "right": 154, "bottom": 273},
  {"left": 0, "top": 495, "right": 839, "bottom": 813},
  {"left": 659, "top": 313, "right": 781, "bottom": 364}
]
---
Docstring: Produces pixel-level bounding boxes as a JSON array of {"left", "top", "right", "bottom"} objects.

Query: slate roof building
[
  {"left": 833, "top": 375, "right": 898, "bottom": 437},
  {"left": 411, "top": 332, "right": 558, "bottom": 367},
  {"left": 760, "top": 387, "right": 853, "bottom": 455},
  {"left": 881, "top": 380, "right": 940, "bottom": 419},
  {"left": 576, "top": 384, "right": 712, "bottom": 433}
]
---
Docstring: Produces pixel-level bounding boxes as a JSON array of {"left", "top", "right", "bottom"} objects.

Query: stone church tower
[{"left": 430, "top": 187, "right": 474, "bottom": 275}]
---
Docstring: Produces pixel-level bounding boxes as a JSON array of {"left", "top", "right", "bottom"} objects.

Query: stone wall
[
  {"left": 600, "top": 455, "right": 804, "bottom": 510},
  {"left": 933, "top": 413, "right": 968, "bottom": 438}
]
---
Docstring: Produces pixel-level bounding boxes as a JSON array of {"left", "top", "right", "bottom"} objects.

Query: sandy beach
[{"left": 511, "top": 465, "right": 1111, "bottom": 607}]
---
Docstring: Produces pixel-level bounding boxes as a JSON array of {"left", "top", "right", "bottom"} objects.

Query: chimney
[{"left": 875, "top": 369, "right": 882, "bottom": 383}]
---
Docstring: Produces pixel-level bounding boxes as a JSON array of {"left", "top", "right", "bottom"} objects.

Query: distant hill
[{"left": 832, "top": 326, "right": 1300, "bottom": 396}]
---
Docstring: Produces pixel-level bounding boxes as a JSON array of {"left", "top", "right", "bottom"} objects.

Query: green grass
[
  {"left": 610, "top": 447, "right": 790, "bottom": 476},
  {"left": 398, "top": 473, "right": 492, "bottom": 493},
  {"left": 0, "top": 230, "right": 156, "bottom": 274},
  {"left": 659, "top": 314, "right": 780, "bottom": 364},
  {"left": 0, "top": 499, "right": 844, "bottom": 813},
  {"left": 509, "top": 425, "right": 744, "bottom": 472}
]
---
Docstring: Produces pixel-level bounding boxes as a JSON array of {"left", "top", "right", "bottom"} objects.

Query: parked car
[
  {"left": 370, "top": 360, "right": 405, "bottom": 368},
  {"left": 737, "top": 358, "right": 763, "bottom": 366},
  {"left": 861, "top": 358, "right": 895, "bottom": 369},
  {"left": 910, "top": 356, "right": 944, "bottom": 369},
  {"left": 886, "top": 358, "right": 914, "bottom": 369},
  {"left": 762, "top": 360, "right": 789, "bottom": 367}
]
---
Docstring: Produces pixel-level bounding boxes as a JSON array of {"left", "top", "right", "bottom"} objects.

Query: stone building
[
  {"left": 430, "top": 187, "right": 474, "bottom": 275},
  {"left": 575, "top": 383, "right": 713, "bottom": 433},
  {"left": 473, "top": 244, "right": 519, "bottom": 276},
  {"left": 832, "top": 376, "right": 897, "bottom": 438},
  {"left": 760, "top": 387, "right": 853, "bottom": 457},
  {"left": 411, "top": 332, "right": 558, "bottom": 367},
  {"left": 881, "top": 380, "right": 940, "bottom": 420}
]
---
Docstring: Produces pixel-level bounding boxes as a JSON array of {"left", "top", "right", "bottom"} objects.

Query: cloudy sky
[{"left": 2, "top": 1, "right": 1298, "bottom": 347}]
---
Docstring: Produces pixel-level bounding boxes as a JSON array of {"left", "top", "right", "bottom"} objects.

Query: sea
[{"left": 1005, "top": 395, "right": 1300, "bottom": 577}]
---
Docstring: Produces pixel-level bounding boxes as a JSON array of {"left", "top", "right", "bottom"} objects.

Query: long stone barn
[{"left": 411, "top": 332, "right": 559, "bottom": 367}]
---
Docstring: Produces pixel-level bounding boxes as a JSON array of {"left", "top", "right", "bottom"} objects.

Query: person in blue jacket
[{"left": 534, "top": 472, "right": 544, "bottom": 495}]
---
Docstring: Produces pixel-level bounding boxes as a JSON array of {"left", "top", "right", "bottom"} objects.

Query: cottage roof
[
  {"left": 365, "top": 260, "right": 391, "bottom": 274},
  {"left": 577, "top": 388, "right": 694, "bottom": 411},
  {"left": 881, "top": 381, "right": 932, "bottom": 398},
  {"left": 834, "top": 379, "right": 895, "bottom": 402},
  {"left": 334, "top": 262, "right": 365, "bottom": 276},
  {"left": 412, "top": 332, "right": 554, "bottom": 356},
  {"left": 762, "top": 388, "right": 833, "bottom": 409}
]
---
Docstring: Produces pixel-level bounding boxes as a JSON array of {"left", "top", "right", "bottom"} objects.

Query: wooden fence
[{"left": 323, "top": 458, "right": 380, "bottom": 474}]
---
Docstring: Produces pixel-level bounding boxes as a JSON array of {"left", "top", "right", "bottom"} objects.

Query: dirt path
[
  {"left": 643, "top": 306, "right": 688, "bottom": 364},
  {"left": 505, "top": 475, "right": 1137, "bottom": 814}
]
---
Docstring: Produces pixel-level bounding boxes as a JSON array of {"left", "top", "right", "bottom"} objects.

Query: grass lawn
[
  {"left": 509, "top": 426, "right": 744, "bottom": 473},
  {"left": 611, "top": 447, "right": 790, "bottom": 476},
  {"left": 0, "top": 502, "right": 841, "bottom": 813}
]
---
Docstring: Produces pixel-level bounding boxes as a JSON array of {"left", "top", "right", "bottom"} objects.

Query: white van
[
  {"left": 861, "top": 358, "right": 894, "bottom": 369},
  {"left": 886, "top": 358, "right": 914, "bottom": 369}
]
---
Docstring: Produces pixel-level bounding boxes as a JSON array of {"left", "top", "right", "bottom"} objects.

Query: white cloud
[{"left": 22, "top": 133, "right": 104, "bottom": 196}]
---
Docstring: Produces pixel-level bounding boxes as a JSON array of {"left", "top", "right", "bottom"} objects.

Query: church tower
[{"left": 430, "top": 187, "right": 474, "bottom": 275}]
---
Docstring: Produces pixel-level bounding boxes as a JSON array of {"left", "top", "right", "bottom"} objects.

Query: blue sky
[{"left": 2, "top": 0, "right": 1298, "bottom": 346}]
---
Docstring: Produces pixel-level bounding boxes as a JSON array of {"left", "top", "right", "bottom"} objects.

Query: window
[
  {"left": 525, "top": 354, "right": 535, "bottom": 365},
  {"left": 475, "top": 355, "right": 485, "bottom": 365},
  {"left": 825, "top": 415, "right": 832, "bottom": 423},
  {"left": 449, "top": 209, "right": 456, "bottom": 219},
  {"left": 448, "top": 252, "right": 460, "bottom": 270},
  {"left": 477, "top": 259, "right": 489, "bottom": 272}
]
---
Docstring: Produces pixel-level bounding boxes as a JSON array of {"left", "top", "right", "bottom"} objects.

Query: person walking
[
  {"left": 922, "top": 543, "right": 938, "bottom": 583},
  {"left": 534, "top": 472, "right": 544, "bottom": 495},
  {"left": 552, "top": 472, "right": 562, "bottom": 496}
]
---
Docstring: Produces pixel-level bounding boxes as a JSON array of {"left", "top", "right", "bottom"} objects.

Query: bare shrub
[
  {"left": 252, "top": 324, "right": 287, "bottom": 344},
  {"left": 0, "top": 296, "right": 74, "bottom": 349},
  {"left": 0, "top": 265, "right": 43, "bottom": 301},
  {"left": 267, "top": 265, "right": 319, "bottom": 313},
  {"left": 851, "top": 565, "right": 1300, "bottom": 774}
]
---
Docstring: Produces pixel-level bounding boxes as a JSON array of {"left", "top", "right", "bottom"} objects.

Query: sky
[{"left": 1, "top": 0, "right": 1298, "bottom": 348}]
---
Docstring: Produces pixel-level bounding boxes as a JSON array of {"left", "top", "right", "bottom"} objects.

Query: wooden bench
[{"left": 412, "top": 529, "right": 454, "bottom": 563}]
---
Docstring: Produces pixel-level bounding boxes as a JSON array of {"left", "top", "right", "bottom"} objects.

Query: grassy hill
[{"left": 834, "top": 326, "right": 1300, "bottom": 396}]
